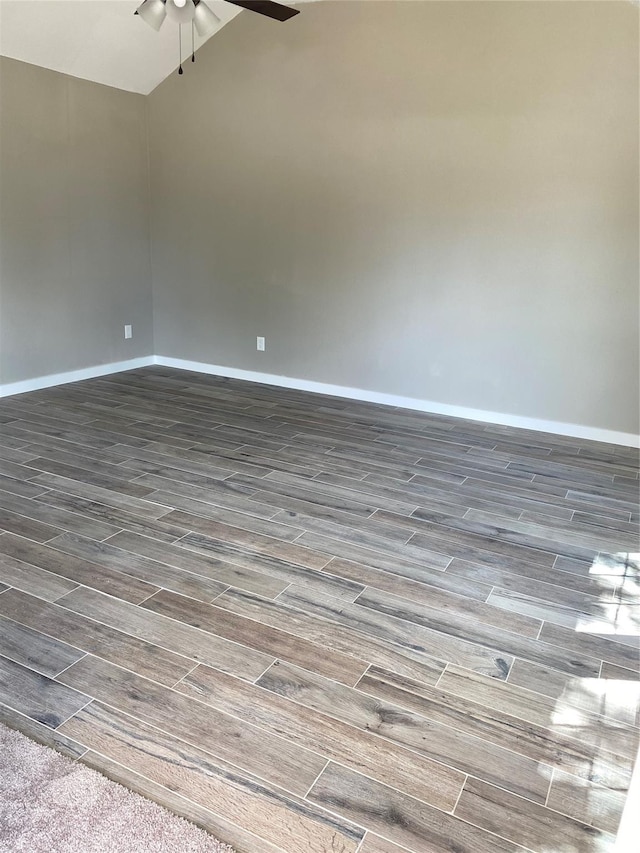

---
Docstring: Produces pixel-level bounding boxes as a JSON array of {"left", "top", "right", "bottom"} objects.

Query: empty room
[{"left": 0, "top": 1, "right": 638, "bottom": 852}]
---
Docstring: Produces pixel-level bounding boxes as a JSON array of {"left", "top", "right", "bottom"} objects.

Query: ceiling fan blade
[{"left": 224, "top": 1, "right": 300, "bottom": 23}]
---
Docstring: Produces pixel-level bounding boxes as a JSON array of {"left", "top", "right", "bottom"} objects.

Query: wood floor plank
[
  {"left": 507, "top": 658, "right": 640, "bottom": 728},
  {"left": 0, "top": 547, "right": 80, "bottom": 601},
  {"left": 460, "top": 475, "right": 626, "bottom": 518},
  {"left": 4, "top": 400, "right": 116, "bottom": 427},
  {"left": 437, "top": 664, "right": 639, "bottom": 759},
  {"left": 383, "top": 509, "right": 560, "bottom": 568},
  {"left": 446, "top": 556, "right": 617, "bottom": 605},
  {"left": 357, "top": 666, "right": 633, "bottom": 790},
  {"left": 0, "top": 588, "right": 195, "bottom": 687},
  {"left": 150, "top": 495, "right": 302, "bottom": 540},
  {"left": 419, "top": 510, "right": 601, "bottom": 565},
  {"left": 271, "top": 507, "right": 414, "bottom": 546},
  {"left": 119, "top": 458, "right": 253, "bottom": 491},
  {"left": 3, "top": 421, "right": 172, "bottom": 459},
  {"left": 487, "top": 586, "right": 639, "bottom": 633},
  {"left": 101, "top": 443, "right": 243, "bottom": 482},
  {"left": 357, "top": 834, "right": 415, "bottom": 853},
  {"left": 57, "top": 655, "right": 325, "bottom": 797},
  {"left": 22, "top": 457, "right": 157, "bottom": 498},
  {"left": 59, "top": 701, "right": 363, "bottom": 853},
  {"left": 32, "top": 489, "right": 185, "bottom": 543},
  {"left": 0, "top": 455, "right": 49, "bottom": 482},
  {"left": 0, "top": 472, "right": 51, "bottom": 499},
  {"left": 213, "top": 586, "right": 448, "bottom": 685},
  {"left": 567, "top": 489, "right": 639, "bottom": 516},
  {"left": 454, "top": 776, "right": 615, "bottom": 852},
  {"left": 409, "top": 524, "right": 565, "bottom": 571},
  {"left": 279, "top": 583, "right": 515, "bottom": 680},
  {"left": 466, "top": 508, "right": 636, "bottom": 554},
  {"left": 164, "top": 512, "right": 329, "bottom": 569},
  {"left": 0, "top": 489, "right": 121, "bottom": 540},
  {"left": 49, "top": 531, "right": 229, "bottom": 603},
  {"left": 405, "top": 461, "right": 576, "bottom": 514},
  {"left": 175, "top": 662, "right": 465, "bottom": 810},
  {"left": 286, "top": 513, "right": 454, "bottom": 569},
  {"left": 0, "top": 654, "right": 90, "bottom": 728},
  {"left": 0, "top": 507, "right": 63, "bottom": 542},
  {"left": 0, "top": 613, "right": 85, "bottom": 677},
  {"left": 185, "top": 443, "right": 332, "bottom": 480},
  {"left": 15, "top": 442, "right": 138, "bottom": 485},
  {"left": 411, "top": 461, "right": 532, "bottom": 491},
  {"left": 141, "top": 588, "right": 368, "bottom": 686},
  {"left": 307, "top": 762, "right": 527, "bottom": 853},
  {"left": 0, "top": 533, "right": 157, "bottom": 604},
  {"left": 115, "top": 442, "right": 273, "bottom": 481},
  {"left": 257, "top": 470, "right": 419, "bottom": 517},
  {"left": 180, "top": 531, "right": 363, "bottom": 601},
  {"left": 27, "top": 471, "right": 173, "bottom": 518},
  {"left": 80, "top": 749, "right": 289, "bottom": 853},
  {"left": 600, "top": 661, "right": 640, "bottom": 683},
  {"left": 546, "top": 768, "right": 627, "bottom": 836},
  {"left": 358, "top": 582, "right": 542, "bottom": 638},
  {"left": 579, "top": 513, "right": 639, "bottom": 539},
  {"left": 78, "top": 419, "right": 199, "bottom": 450},
  {"left": 283, "top": 584, "right": 602, "bottom": 679},
  {"left": 539, "top": 621, "right": 640, "bottom": 671},
  {"left": 323, "top": 555, "right": 492, "bottom": 605},
  {"left": 507, "top": 456, "right": 629, "bottom": 488},
  {"left": 251, "top": 483, "right": 379, "bottom": 520},
  {"left": 0, "top": 606, "right": 85, "bottom": 674},
  {"left": 105, "top": 529, "right": 290, "bottom": 599},
  {"left": 0, "top": 432, "right": 33, "bottom": 448},
  {"left": 0, "top": 702, "right": 87, "bottom": 760},
  {"left": 257, "top": 659, "right": 550, "bottom": 803},
  {"left": 295, "top": 530, "right": 451, "bottom": 575},
  {"left": 0, "top": 420, "right": 124, "bottom": 451},
  {"left": 129, "top": 473, "right": 279, "bottom": 520},
  {"left": 57, "top": 586, "right": 275, "bottom": 681}
]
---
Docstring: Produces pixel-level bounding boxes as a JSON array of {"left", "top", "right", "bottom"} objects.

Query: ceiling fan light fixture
[
  {"left": 136, "top": 0, "right": 300, "bottom": 80},
  {"left": 165, "top": 0, "right": 197, "bottom": 24},
  {"left": 136, "top": 0, "right": 167, "bottom": 31},
  {"left": 193, "top": 1, "right": 221, "bottom": 37}
]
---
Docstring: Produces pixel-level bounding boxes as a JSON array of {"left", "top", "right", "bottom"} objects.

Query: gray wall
[
  {"left": 148, "top": 1, "right": 639, "bottom": 434},
  {"left": 0, "top": 57, "right": 153, "bottom": 385}
]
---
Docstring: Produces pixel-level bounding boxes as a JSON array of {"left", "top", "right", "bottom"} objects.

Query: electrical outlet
[
  {"left": 257, "top": 336, "right": 265, "bottom": 352},
  {"left": 124, "top": 325, "right": 132, "bottom": 339}
]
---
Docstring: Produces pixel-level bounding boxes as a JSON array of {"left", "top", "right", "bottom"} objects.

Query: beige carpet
[{"left": 0, "top": 723, "right": 234, "bottom": 853}]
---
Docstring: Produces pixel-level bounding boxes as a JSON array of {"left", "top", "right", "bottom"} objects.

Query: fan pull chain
[
  {"left": 192, "top": 21, "right": 196, "bottom": 62},
  {"left": 178, "top": 23, "right": 183, "bottom": 75}
]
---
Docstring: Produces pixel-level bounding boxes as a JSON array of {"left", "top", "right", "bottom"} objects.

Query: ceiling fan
[
  {"left": 135, "top": 0, "right": 299, "bottom": 74},
  {"left": 135, "top": 0, "right": 299, "bottom": 34}
]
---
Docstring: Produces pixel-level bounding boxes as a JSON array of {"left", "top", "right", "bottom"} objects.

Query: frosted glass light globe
[{"left": 166, "top": 0, "right": 196, "bottom": 23}]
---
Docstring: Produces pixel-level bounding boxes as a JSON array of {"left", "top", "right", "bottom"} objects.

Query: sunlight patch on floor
[{"left": 576, "top": 554, "right": 640, "bottom": 635}]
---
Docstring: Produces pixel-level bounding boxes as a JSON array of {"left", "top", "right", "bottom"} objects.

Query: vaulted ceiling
[
  {"left": 0, "top": 0, "right": 245, "bottom": 94},
  {"left": 0, "top": 1, "right": 500, "bottom": 96}
]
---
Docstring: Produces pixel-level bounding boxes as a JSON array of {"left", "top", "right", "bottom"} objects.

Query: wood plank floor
[{"left": 0, "top": 365, "right": 638, "bottom": 853}]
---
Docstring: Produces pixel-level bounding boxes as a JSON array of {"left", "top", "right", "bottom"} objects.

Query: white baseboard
[
  {"left": 1, "top": 354, "right": 636, "bottom": 447},
  {"left": 154, "top": 355, "right": 640, "bottom": 449},
  {"left": 0, "top": 356, "right": 156, "bottom": 399}
]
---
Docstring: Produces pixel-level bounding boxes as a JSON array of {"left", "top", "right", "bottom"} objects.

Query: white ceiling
[{"left": 0, "top": 0, "right": 245, "bottom": 94}]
